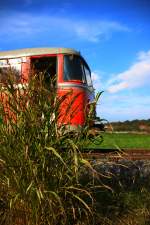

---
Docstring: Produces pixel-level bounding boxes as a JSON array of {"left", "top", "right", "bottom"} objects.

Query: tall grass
[
  {"left": 1, "top": 71, "right": 149, "bottom": 225},
  {"left": 0, "top": 71, "right": 103, "bottom": 225}
]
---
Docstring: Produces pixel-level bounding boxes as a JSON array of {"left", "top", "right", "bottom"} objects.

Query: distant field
[{"left": 91, "top": 133, "right": 150, "bottom": 150}]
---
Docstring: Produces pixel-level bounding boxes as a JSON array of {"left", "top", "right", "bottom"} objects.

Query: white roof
[{"left": 0, "top": 47, "right": 80, "bottom": 59}]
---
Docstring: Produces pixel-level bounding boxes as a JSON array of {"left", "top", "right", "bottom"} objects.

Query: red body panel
[
  {"left": 57, "top": 87, "right": 87, "bottom": 126},
  {"left": 21, "top": 57, "right": 30, "bottom": 82}
]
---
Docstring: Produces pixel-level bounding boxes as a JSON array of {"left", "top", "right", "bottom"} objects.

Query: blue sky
[{"left": 0, "top": 0, "right": 150, "bottom": 121}]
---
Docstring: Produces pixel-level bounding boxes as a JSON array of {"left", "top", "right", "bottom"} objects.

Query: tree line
[{"left": 110, "top": 119, "right": 150, "bottom": 133}]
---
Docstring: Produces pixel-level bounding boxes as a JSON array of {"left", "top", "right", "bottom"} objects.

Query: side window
[
  {"left": 84, "top": 63, "right": 92, "bottom": 86},
  {"left": 0, "top": 58, "right": 21, "bottom": 83}
]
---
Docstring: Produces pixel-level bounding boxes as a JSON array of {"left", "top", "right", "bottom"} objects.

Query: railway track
[{"left": 82, "top": 149, "right": 150, "bottom": 161}]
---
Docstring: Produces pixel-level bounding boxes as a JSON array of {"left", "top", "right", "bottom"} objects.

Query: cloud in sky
[
  {"left": 91, "top": 50, "right": 150, "bottom": 121},
  {"left": 107, "top": 50, "right": 150, "bottom": 93},
  {"left": 91, "top": 71, "right": 104, "bottom": 90},
  {"left": 73, "top": 20, "right": 129, "bottom": 42},
  {"left": 97, "top": 93, "right": 150, "bottom": 121},
  {"left": 0, "top": 12, "right": 130, "bottom": 44}
]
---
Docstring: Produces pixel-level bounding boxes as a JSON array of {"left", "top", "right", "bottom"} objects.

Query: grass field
[{"left": 92, "top": 132, "right": 150, "bottom": 149}]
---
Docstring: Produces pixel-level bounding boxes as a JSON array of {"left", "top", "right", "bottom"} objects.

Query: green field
[{"left": 92, "top": 132, "right": 150, "bottom": 149}]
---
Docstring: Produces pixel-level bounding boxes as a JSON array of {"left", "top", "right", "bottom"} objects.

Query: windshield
[
  {"left": 64, "top": 55, "right": 85, "bottom": 82},
  {"left": 64, "top": 55, "right": 92, "bottom": 86}
]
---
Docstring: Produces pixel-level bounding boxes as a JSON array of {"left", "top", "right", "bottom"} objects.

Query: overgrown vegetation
[
  {"left": 0, "top": 71, "right": 150, "bottom": 225},
  {"left": 0, "top": 71, "right": 104, "bottom": 225},
  {"left": 94, "top": 159, "right": 150, "bottom": 225}
]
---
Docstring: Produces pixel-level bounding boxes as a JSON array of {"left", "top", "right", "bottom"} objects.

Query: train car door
[{"left": 30, "top": 56, "right": 57, "bottom": 88}]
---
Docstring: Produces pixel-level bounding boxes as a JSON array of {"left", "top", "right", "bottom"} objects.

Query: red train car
[{"left": 0, "top": 47, "right": 98, "bottom": 128}]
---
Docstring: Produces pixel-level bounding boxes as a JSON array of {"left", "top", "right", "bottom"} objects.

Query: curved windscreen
[{"left": 64, "top": 55, "right": 92, "bottom": 86}]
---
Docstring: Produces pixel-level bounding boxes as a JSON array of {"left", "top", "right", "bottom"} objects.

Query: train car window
[
  {"left": 0, "top": 67, "right": 20, "bottom": 83},
  {"left": 64, "top": 55, "right": 86, "bottom": 83},
  {"left": 31, "top": 57, "right": 57, "bottom": 88},
  {"left": 0, "top": 58, "right": 21, "bottom": 83}
]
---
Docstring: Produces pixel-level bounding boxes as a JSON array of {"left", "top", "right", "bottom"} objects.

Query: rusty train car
[{"left": 0, "top": 47, "right": 100, "bottom": 129}]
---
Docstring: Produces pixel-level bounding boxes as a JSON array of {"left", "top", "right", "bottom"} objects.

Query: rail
[{"left": 82, "top": 149, "right": 150, "bottom": 161}]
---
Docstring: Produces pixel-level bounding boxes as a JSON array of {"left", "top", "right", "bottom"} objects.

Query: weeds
[
  {"left": 1, "top": 71, "right": 150, "bottom": 225},
  {"left": 0, "top": 72, "right": 102, "bottom": 225}
]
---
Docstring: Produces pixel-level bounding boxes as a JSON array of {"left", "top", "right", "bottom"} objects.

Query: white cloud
[
  {"left": 91, "top": 51, "right": 150, "bottom": 121},
  {"left": 107, "top": 50, "right": 150, "bottom": 93},
  {"left": 74, "top": 21, "right": 129, "bottom": 42},
  {"left": 93, "top": 53, "right": 150, "bottom": 120},
  {"left": 0, "top": 12, "right": 130, "bottom": 43},
  {"left": 97, "top": 93, "right": 150, "bottom": 121},
  {"left": 91, "top": 71, "right": 103, "bottom": 90},
  {"left": 137, "top": 50, "right": 150, "bottom": 61}
]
